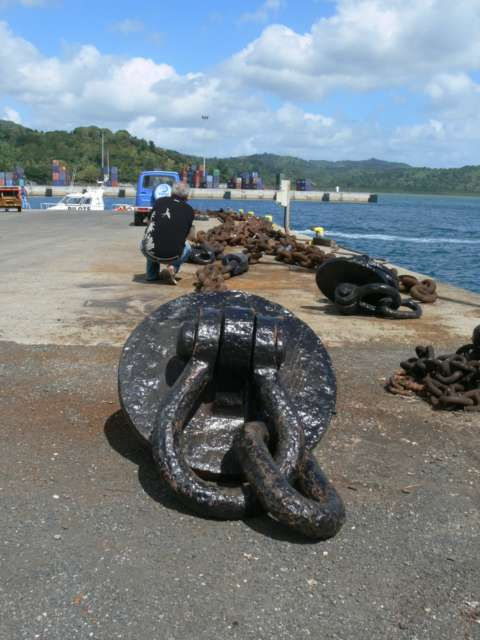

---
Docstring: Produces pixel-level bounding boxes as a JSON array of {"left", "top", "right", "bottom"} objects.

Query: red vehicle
[{"left": 0, "top": 186, "right": 22, "bottom": 211}]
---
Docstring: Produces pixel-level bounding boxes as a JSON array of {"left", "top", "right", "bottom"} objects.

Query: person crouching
[{"left": 141, "top": 181, "right": 194, "bottom": 285}]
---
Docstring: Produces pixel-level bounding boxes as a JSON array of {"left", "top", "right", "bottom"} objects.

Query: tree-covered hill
[
  {"left": 0, "top": 120, "right": 196, "bottom": 184},
  {"left": 1, "top": 120, "right": 480, "bottom": 194}
]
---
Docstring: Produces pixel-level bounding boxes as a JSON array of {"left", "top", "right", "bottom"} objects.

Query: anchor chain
[
  {"left": 192, "top": 212, "right": 336, "bottom": 292},
  {"left": 193, "top": 253, "right": 250, "bottom": 292},
  {"left": 316, "top": 254, "right": 423, "bottom": 319},
  {"left": 150, "top": 305, "right": 345, "bottom": 539},
  {"left": 386, "top": 325, "right": 480, "bottom": 410},
  {"left": 188, "top": 244, "right": 216, "bottom": 265},
  {"left": 397, "top": 274, "right": 438, "bottom": 303},
  {"left": 333, "top": 282, "right": 422, "bottom": 319}
]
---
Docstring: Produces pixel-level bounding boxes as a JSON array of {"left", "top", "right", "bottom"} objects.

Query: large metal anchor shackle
[
  {"left": 316, "top": 254, "right": 422, "bottom": 319},
  {"left": 118, "top": 292, "right": 345, "bottom": 540}
]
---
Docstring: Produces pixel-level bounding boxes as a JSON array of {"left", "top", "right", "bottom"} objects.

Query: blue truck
[{"left": 134, "top": 170, "right": 181, "bottom": 225}]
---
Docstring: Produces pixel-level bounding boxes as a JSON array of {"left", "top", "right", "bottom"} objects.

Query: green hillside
[
  {"left": 0, "top": 121, "right": 196, "bottom": 184},
  {"left": 1, "top": 120, "right": 480, "bottom": 194}
]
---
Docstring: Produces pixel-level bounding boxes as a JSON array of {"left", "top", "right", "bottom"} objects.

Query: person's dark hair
[{"left": 172, "top": 181, "right": 190, "bottom": 200}]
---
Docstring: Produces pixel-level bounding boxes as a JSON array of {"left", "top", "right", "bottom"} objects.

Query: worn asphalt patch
[{"left": 1, "top": 341, "right": 478, "bottom": 640}]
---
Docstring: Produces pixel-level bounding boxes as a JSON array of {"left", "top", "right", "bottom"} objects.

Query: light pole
[{"left": 201, "top": 114, "right": 209, "bottom": 177}]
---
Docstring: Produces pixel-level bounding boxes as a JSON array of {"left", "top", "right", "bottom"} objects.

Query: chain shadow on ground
[
  {"left": 104, "top": 409, "right": 319, "bottom": 544},
  {"left": 131, "top": 272, "right": 187, "bottom": 285},
  {"left": 301, "top": 297, "right": 346, "bottom": 316}
]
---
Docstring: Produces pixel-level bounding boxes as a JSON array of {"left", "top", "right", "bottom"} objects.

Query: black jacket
[{"left": 142, "top": 196, "right": 194, "bottom": 260}]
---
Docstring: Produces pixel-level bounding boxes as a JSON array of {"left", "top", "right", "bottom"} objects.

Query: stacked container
[
  {"left": 110, "top": 166, "right": 119, "bottom": 187},
  {"left": 52, "top": 159, "right": 61, "bottom": 186},
  {"left": 0, "top": 168, "right": 26, "bottom": 186},
  {"left": 14, "top": 166, "right": 25, "bottom": 185},
  {"left": 181, "top": 164, "right": 222, "bottom": 188},
  {"left": 52, "top": 161, "right": 70, "bottom": 186},
  {"left": 295, "top": 178, "right": 313, "bottom": 191},
  {"left": 226, "top": 171, "right": 264, "bottom": 189},
  {"left": 194, "top": 169, "right": 202, "bottom": 188}
]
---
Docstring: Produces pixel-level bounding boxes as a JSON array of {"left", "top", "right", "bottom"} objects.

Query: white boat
[{"left": 41, "top": 185, "right": 105, "bottom": 211}]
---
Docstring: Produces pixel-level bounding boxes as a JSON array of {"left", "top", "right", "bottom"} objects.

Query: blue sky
[
  {"left": 2, "top": 1, "right": 335, "bottom": 69},
  {"left": 1, "top": 0, "right": 480, "bottom": 167}
]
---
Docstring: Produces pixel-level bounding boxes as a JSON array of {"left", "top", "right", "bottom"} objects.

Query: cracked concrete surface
[{"left": 0, "top": 210, "right": 479, "bottom": 640}]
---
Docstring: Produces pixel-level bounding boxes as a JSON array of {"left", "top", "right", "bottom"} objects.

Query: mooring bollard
[
  {"left": 118, "top": 291, "right": 345, "bottom": 539},
  {"left": 316, "top": 254, "right": 422, "bottom": 319}
]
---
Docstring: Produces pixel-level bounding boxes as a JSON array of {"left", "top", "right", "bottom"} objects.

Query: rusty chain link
[
  {"left": 192, "top": 211, "right": 336, "bottom": 292},
  {"left": 192, "top": 211, "right": 439, "bottom": 313},
  {"left": 397, "top": 274, "right": 438, "bottom": 303},
  {"left": 386, "top": 325, "right": 480, "bottom": 410}
]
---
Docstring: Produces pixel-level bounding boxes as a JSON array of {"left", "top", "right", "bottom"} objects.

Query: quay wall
[{"left": 27, "top": 185, "right": 377, "bottom": 203}]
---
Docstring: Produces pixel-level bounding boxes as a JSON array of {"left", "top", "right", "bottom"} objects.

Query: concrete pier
[
  {"left": 27, "top": 184, "right": 377, "bottom": 203},
  {"left": 1, "top": 209, "right": 478, "bottom": 640}
]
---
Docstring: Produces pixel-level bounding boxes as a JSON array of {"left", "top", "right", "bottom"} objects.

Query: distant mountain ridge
[{"left": 1, "top": 120, "right": 480, "bottom": 194}]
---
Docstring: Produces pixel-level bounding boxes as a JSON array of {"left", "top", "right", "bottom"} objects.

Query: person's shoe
[{"left": 161, "top": 266, "right": 177, "bottom": 285}]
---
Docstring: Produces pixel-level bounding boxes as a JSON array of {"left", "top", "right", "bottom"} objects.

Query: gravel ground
[{"left": 1, "top": 340, "right": 479, "bottom": 640}]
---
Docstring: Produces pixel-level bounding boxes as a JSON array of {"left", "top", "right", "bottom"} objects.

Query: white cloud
[
  {"left": 228, "top": 0, "right": 480, "bottom": 99},
  {"left": 2, "top": 107, "right": 22, "bottom": 123},
  {"left": 425, "top": 72, "right": 480, "bottom": 118},
  {"left": 392, "top": 119, "right": 445, "bottom": 146},
  {"left": 110, "top": 19, "right": 144, "bottom": 34},
  {"left": 2, "top": 1, "right": 480, "bottom": 167},
  {"left": 240, "top": 0, "right": 285, "bottom": 23}
]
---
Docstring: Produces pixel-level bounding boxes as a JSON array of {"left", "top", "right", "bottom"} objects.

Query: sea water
[{"left": 28, "top": 193, "right": 479, "bottom": 294}]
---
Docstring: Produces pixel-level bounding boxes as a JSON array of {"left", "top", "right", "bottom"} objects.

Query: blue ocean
[{"left": 28, "top": 193, "right": 479, "bottom": 294}]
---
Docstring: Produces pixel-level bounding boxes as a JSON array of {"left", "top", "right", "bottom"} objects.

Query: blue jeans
[{"left": 146, "top": 241, "right": 191, "bottom": 281}]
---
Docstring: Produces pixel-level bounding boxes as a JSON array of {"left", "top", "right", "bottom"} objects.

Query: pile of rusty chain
[
  {"left": 386, "top": 325, "right": 480, "bottom": 410},
  {"left": 193, "top": 211, "right": 336, "bottom": 292},
  {"left": 398, "top": 274, "right": 438, "bottom": 303},
  {"left": 193, "top": 254, "right": 249, "bottom": 292}
]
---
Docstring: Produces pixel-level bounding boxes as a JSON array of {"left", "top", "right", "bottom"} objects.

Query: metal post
[
  {"left": 284, "top": 201, "right": 291, "bottom": 234},
  {"left": 281, "top": 179, "right": 291, "bottom": 233},
  {"left": 201, "top": 115, "right": 209, "bottom": 179}
]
